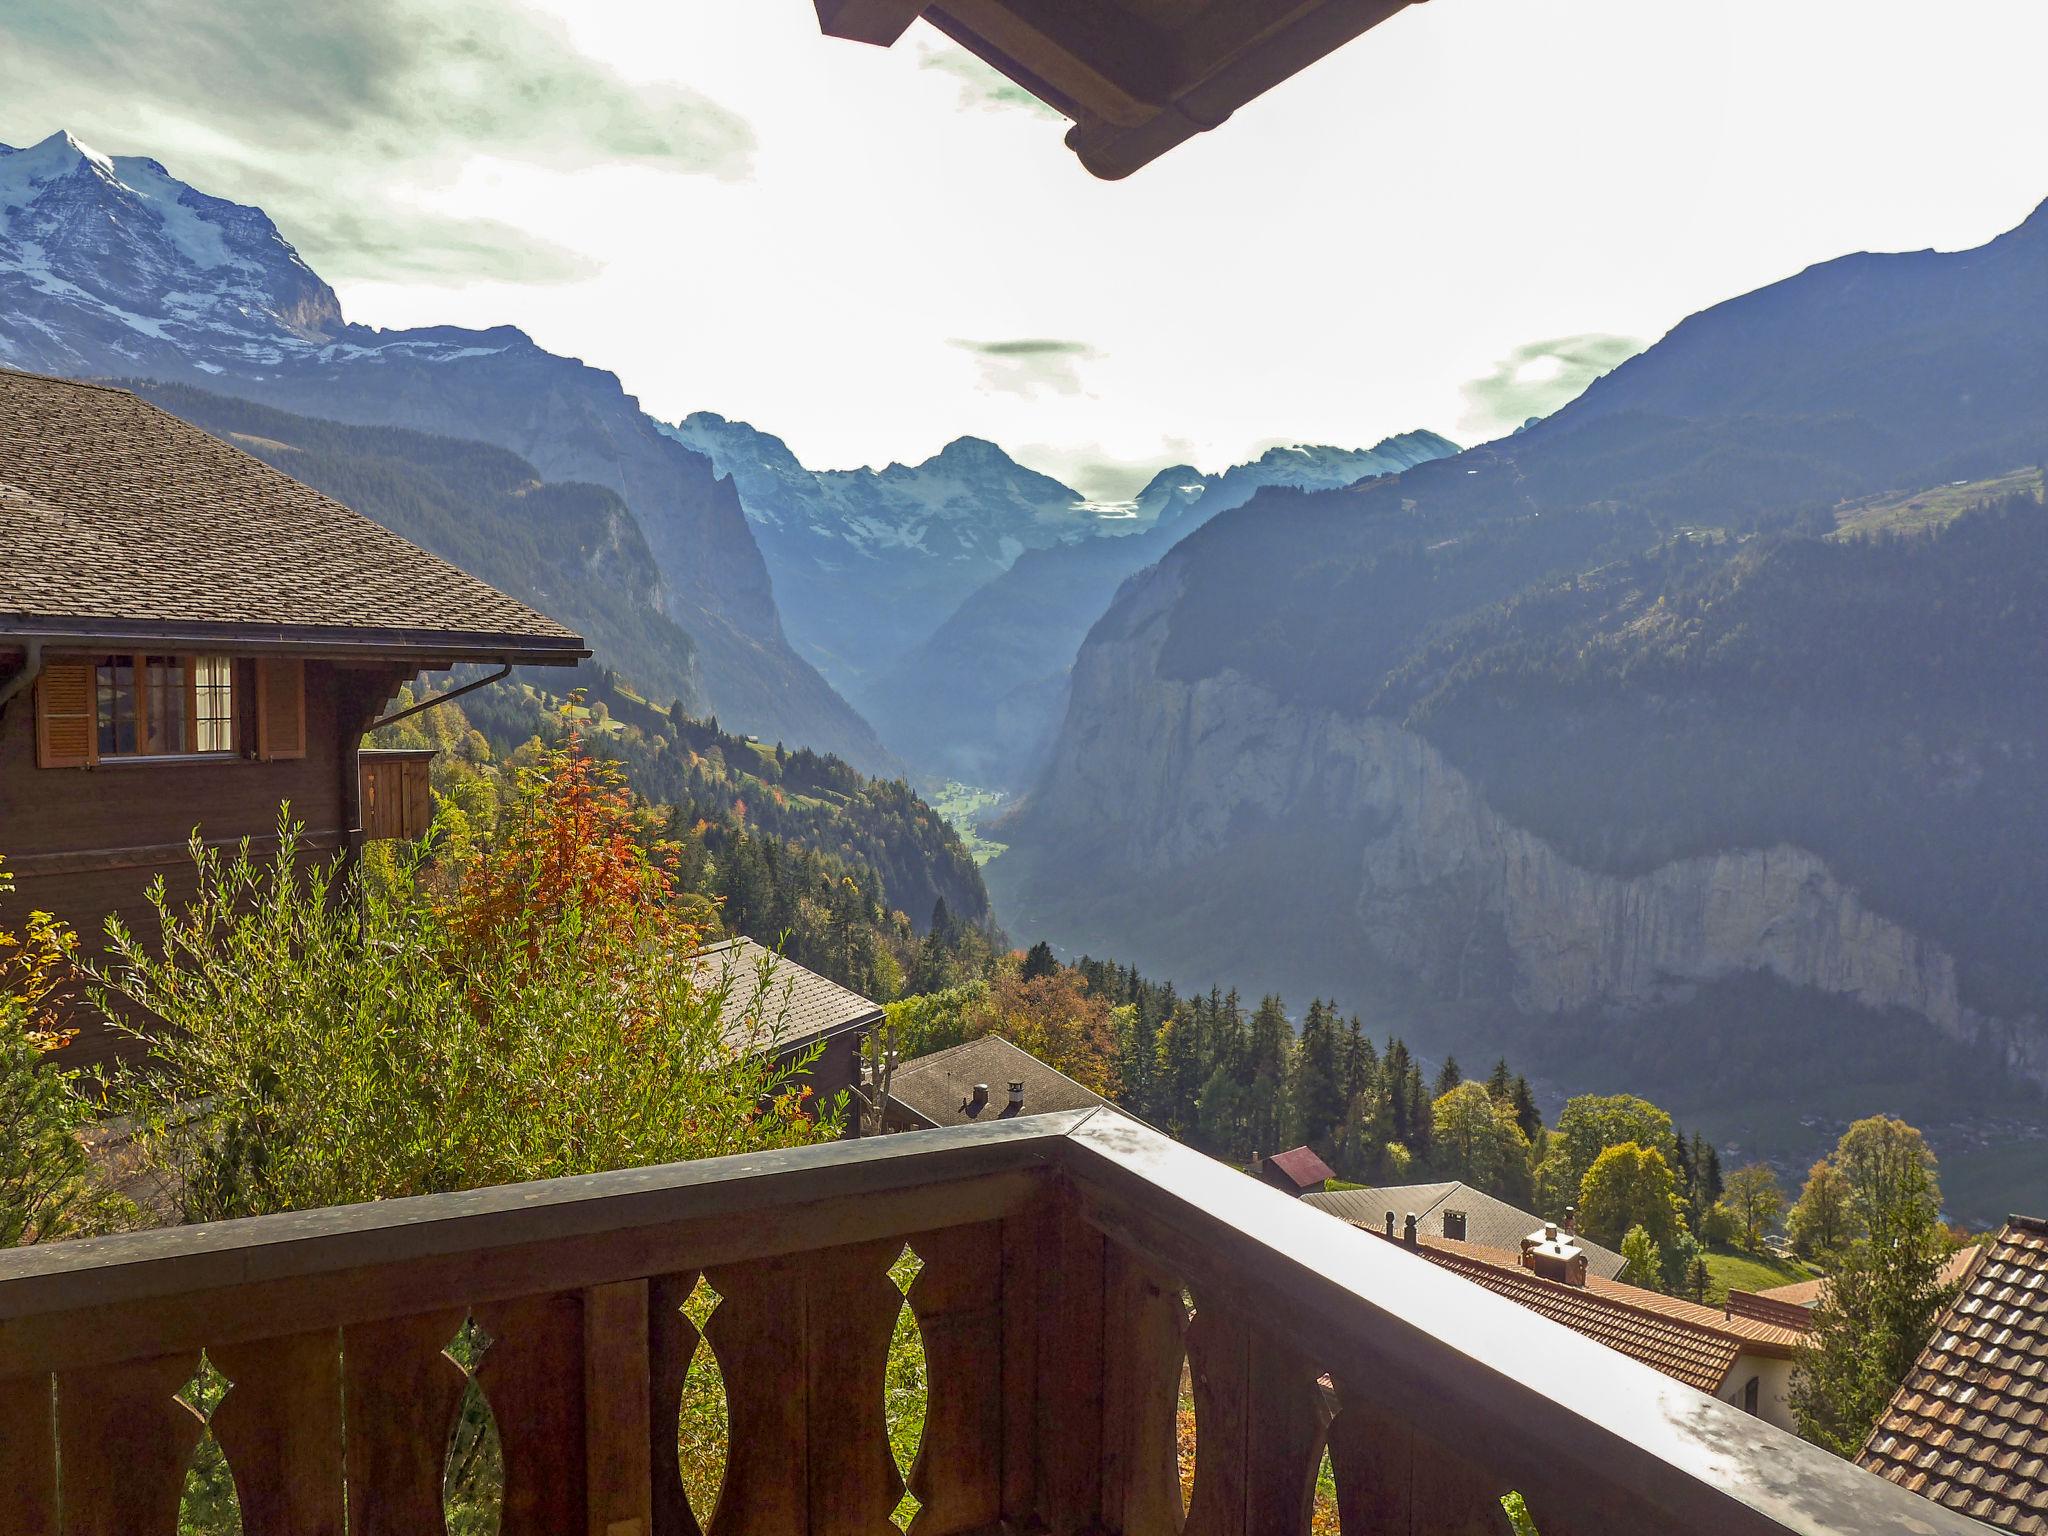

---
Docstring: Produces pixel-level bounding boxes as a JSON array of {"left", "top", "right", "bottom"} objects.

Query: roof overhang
[
  {"left": 816, "top": 0, "right": 1427, "bottom": 179},
  {"left": 0, "top": 615, "right": 590, "bottom": 667}
]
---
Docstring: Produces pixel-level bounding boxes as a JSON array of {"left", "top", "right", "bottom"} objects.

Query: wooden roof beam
[{"left": 814, "top": 0, "right": 929, "bottom": 47}]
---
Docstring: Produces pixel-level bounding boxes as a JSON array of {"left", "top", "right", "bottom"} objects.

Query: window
[
  {"left": 1743, "top": 1376, "right": 1761, "bottom": 1415},
  {"left": 88, "top": 653, "right": 236, "bottom": 760}
]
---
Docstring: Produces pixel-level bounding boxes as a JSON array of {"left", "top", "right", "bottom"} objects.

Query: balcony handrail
[
  {"left": 0, "top": 1108, "right": 1983, "bottom": 1536},
  {"left": 1050, "top": 1112, "right": 1977, "bottom": 1536}
]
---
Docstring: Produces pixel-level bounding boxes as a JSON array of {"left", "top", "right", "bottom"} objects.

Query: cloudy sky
[{"left": 4, "top": 1, "right": 2046, "bottom": 498}]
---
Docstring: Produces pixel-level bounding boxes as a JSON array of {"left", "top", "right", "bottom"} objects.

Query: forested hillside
[{"left": 380, "top": 674, "right": 996, "bottom": 1001}]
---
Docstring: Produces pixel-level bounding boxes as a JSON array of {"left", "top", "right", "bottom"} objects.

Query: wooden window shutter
[
  {"left": 255, "top": 658, "right": 307, "bottom": 761},
  {"left": 34, "top": 662, "right": 95, "bottom": 768}
]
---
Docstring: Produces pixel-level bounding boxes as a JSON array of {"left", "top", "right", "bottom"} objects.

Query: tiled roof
[
  {"left": 0, "top": 369, "right": 584, "bottom": 657},
  {"left": 1305, "top": 1181, "right": 1629, "bottom": 1281},
  {"left": 1262, "top": 1146, "right": 1337, "bottom": 1188},
  {"left": 700, "top": 936, "right": 883, "bottom": 1057},
  {"left": 1859, "top": 1217, "right": 2048, "bottom": 1533},
  {"left": 1755, "top": 1248, "right": 1979, "bottom": 1311},
  {"left": 888, "top": 1034, "right": 1114, "bottom": 1127},
  {"left": 1397, "top": 1235, "right": 1806, "bottom": 1394}
]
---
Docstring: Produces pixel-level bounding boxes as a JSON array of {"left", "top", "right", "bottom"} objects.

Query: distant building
[
  {"left": 1748, "top": 1246, "right": 1979, "bottom": 1314},
  {"left": 1376, "top": 1221, "right": 1810, "bottom": 1431},
  {"left": 885, "top": 1034, "right": 1114, "bottom": 1131},
  {"left": 1859, "top": 1215, "right": 2047, "bottom": 1531},
  {"left": 1251, "top": 1146, "right": 1337, "bottom": 1197},
  {"left": 700, "top": 935, "right": 883, "bottom": 1108},
  {"left": 1306, "top": 1180, "right": 1629, "bottom": 1282}
]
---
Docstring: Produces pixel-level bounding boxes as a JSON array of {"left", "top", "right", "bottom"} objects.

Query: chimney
[
  {"left": 1384, "top": 1211, "right": 1396, "bottom": 1239},
  {"left": 1008, "top": 1080, "right": 1025, "bottom": 1109},
  {"left": 1402, "top": 1213, "right": 1419, "bottom": 1249},
  {"left": 1563, "top": 1205, "right": 1579, "bottom": 1234},
  {"left": 1442, "top": 1209, "right": 1468, "bottom": 1241},
  {"left": 1522, "top": 1221, "right": 1589, "bottom": 1287},
  {"left": 970, "top": 1083, "right": 989, "bottom": 1111}
]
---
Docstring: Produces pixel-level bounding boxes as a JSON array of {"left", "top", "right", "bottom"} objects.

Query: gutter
[{"left": 0, "top": 639, "right": 45, "bottom": 720}]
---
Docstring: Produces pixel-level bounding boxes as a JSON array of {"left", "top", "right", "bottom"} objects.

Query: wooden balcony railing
[{"left": 0, "top": 1111, "right": 1979, "bottom": 1536}]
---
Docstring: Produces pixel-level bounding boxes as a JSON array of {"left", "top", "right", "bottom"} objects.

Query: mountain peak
[
  {"left": 0, "top": 130, "right": 115, "bottom": 207},
  {"left": 930, "top": 435, "right": 1016, "bottom": 468}
]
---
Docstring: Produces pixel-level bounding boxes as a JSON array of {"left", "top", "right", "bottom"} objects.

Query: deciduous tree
[
  {"left": 1723, "top": 1163, "right": 1786, "bottom": 1250},
  {"left": 1577, "top": 1141, "right": 1686, "bottom": 1252}
]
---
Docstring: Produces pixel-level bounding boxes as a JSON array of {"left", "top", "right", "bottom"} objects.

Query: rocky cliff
[{"left": 1009, "top": 560, "right": 2048, "bottom": 1090}]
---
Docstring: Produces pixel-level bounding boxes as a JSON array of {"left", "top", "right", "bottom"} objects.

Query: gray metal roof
[
  {"left": 1304, "top": 1181, "right": 1628, "bottom": 1282},
  {"left": 888, "top": 1034, "right": 1114, "bottom": 1128}
]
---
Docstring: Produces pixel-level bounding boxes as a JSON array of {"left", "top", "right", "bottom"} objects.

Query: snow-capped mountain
[
  {"left": 865, "top": 429, "right": 1463, "bottom": 783},
  {"left": 667, "top": 412, "right": 1123, "bottom": 693},
  {"left": 0, "top": 131, "right": 897, "bottom": 773}
]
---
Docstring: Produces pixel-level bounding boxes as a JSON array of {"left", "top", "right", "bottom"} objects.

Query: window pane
[
  {"left": 144, "top": 656, "right": 187, "bottom": 754},
  {"left": 194, "top": 655, "right": 234, "bottom": 753},
  {"left": 96, "top": 658, "right": 137, "bottom": 757}
]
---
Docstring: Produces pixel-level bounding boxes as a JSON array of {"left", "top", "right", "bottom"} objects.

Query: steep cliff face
[{"left": 1014, "top": 561, "right": 2047, "bottom": 1089}]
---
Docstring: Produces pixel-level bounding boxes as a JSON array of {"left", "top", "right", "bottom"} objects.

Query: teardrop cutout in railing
[
  {"left": 886, "top": 1243, "right": 928, "bottom": 1532},
  {"left": 177, "top": 1353, "right": 242, "bottom": 1536},
  {"left": 676, "top": 1274, "right": 730, "bottom": 1531},
  {"left": 442, "top": 1316, "right": 504, "bottom": 1536}
]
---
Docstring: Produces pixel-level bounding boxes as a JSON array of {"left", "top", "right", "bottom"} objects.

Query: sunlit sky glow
[{"left": 5, "top": 0, "right": 2046, "bottom": 498}]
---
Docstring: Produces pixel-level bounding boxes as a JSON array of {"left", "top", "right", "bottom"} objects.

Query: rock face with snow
[
  {"left": 864, "top": 432, "right": 1461, "bottom": 784},
  {"left": 0, "top": 132, "right": 895, "bottom": 773},
  {"left": 667, "top": 413, "right": 1112, "bottom": 693}
]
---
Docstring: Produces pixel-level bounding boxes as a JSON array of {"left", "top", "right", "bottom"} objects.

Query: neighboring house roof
[
  {"left": 1260, "top": 1146, "right": 1337, "bottom": 1189},
  {"left": 1397, "top": 1234, "right": 1807, "bottom": 1396},
  {"left": 1305, "top": 1181, "right": 1630, "bottom": 1282},
  {"left": 0, "top": 368, "right": 586, "bottom": 662},
  {"left": 816, "top": 0, "right": 1427, "bottom": 181},
  {"left": 1755, "top": 1248, "right": 1979, "bottom": 1311},
  {"left": 1859, "top": 1216, "right": 2047, "bottom": 1533},
  {"left": 700, "top": 936, "right": 884, "bottom": 1058},
  {"left": 888, "top": 1034, "right": 1113, "bottom": 1128}
]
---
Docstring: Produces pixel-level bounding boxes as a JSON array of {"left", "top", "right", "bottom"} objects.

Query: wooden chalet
[
  {"left": 0, "top": 369, "right": 587, "bottom": 1067},
  {"left": 814, "top": 0, "right": 1429, "bottom": 179}
]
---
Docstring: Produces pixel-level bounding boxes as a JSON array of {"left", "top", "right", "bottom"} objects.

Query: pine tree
[
  {"left": 1289, "top": 1000, "right": 1346, "bottom": 1150},
  {"left": 1508, "top": 1076, "right": 1542, "bottom": 1140},
  {"left": 1485, "top": 1058, "right": 1513, "bottom": 1100},
  {"left": 1433, "top": 1056, "right": 1463, "bottom": 1100}
]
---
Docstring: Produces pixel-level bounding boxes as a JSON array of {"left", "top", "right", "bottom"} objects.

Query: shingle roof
[
  {"left": 1859, "top": 1217, "right": 2048, "bottom": 1533},
  {"left": 699, "top": 936, "right": 883, "bottom": 1057},
  {"left": 0, "top": 369, "right": 584, "bottom": 659},
  {"left": 888, "top": 1034, "right": 1114, "bottom": 1128},
  {"left": 1304, "top": 1181, "right": 1629, "bottom": 1281}
]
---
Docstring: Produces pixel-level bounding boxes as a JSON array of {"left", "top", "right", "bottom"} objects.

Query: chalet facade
[
  {"left": 702, "top": 934, "right": 885, "bottom": 1109},
  {"left": 0, "top": 369, "right": 587, "bottom": 1067}
]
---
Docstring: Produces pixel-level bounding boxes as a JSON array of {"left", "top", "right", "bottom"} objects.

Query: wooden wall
[{"left": 0, "top": 654, "right": 409, "bottom": 1071}]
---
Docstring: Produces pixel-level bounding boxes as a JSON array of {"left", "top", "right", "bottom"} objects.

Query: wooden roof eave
[
  {"left": 0, "top": 616, "right": 591, "bottom": 667},
  {"left": 819, "top": 0, "right": 1428, "bottom": 179}
]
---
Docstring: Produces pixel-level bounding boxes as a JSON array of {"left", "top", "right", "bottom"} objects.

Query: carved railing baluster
[
  {"left": 209, "top": 1329, "right": 346, "bottom": 1536},
  {"left": 1099, "top": 1245, "right": 1187, "bottom": 1536},
  {"left": 584, "top": 1280, "right": 657, "bottom": 1536},
  {"left": 1024, "top": 1195, "right": 1108, "bottom": 1534},
  {"left": 1183, "top": 1301, "right": 1329, "bottom": 1536},
  {"left": 55, "top": 1351, "right": 205, "bottom": 1536},
  {"left": 1327, "top": 1383, "right": 1507, "bottom": 1535},
  {"left": 903, "top": 1222, "right": 1004, "bottom": 1534},
  {"left": 475, "top": 1290, "right": 589, "bottom": 1536},
  {"left": 706, "top": 1239, "right": 904, "bottom": 1536},
  {"left": 0, "top": 1372, "right": 57, "bottom": 1536},
  {"left": 342, "top": 1310, "right": 471, "bottom": 1536},
  {"left": 650, "top": 1271, "right": 706, "bottom": 1536},
  {"left": 801, "top": 1238, "right": 907, "bottom": 1536},
  {"left": 704, "top": 1253, "right": 807, "bottom": 1536}
]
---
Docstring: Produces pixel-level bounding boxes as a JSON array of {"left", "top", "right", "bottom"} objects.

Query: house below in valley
[
  {"left": 1858, "top": 1214, "right": 2047, "bottom": 1532},
  {"left": 1251, "top": 1145, "right": 1337, "bottom": 1198},
  {"left": 1306, "top": 1179, "right": 1630, "bottom": 1281},
  {"left": 0, "top": 367, "right": 587, "bottom": 1068},
  {"left": 1371, "top": 1219, "right": 1812, "bottom": 1432},
  {"left": 883, "top": 1033, "right": 1114, "bottom": 1131},
  {"left": 704, "top": 934, "right": 884, "bottom": 1110}
]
